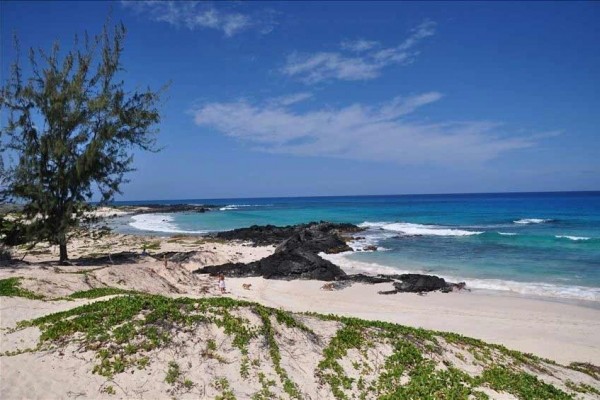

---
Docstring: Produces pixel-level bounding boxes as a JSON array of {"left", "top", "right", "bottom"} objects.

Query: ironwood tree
[{"left": 0, "top": 22, "right": 164, "bottom": 264}]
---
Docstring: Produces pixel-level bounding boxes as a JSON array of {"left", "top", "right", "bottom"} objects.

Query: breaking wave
[
  {"left": 219, "top": 204, "right": 273, "bottom": 211},
  {"left": 322, "top": 253, "right": 600, "bottom": 302},
  {"left": 129, "top": 214, "right": 207, "bottom": 234},
  {"left": 514, "top": 218, "right": 552, "bottom": 224},
  {"left": 359, "top": 221, "right": 483, "bottom": 237},
  {"left": 555, "top": 235, "right": 591, "bottom": 241}
]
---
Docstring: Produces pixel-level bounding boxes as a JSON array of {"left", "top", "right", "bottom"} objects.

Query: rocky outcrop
[
  {"left": 200, "top": 250, "right": 346, "bottom": 281},
  {"left": 274, "top": 223, "right": 357, "bottom": 254},
  {"left": 196, "top": 222, "right": 468, "bottom": 293},
  {"left": 199, "top": 222, "right": 355, "bottom": 281},
  {"left": 340, "top": 274, "right": 394, "bottom": 284},
  {"left": 341, "top": 273, "right": 466, "bottom": 293},
  {"left": 391, "top": 274, "right": 466, "bottom": 293},
  {"left": 116, "top": 204, "right": 216, "bottom": 214},
  {"left": 213, "top": 221, "right": 363, "bottom": 247},
  {"left": 393, "top": 274, "right": 448, "bottom": 292}
]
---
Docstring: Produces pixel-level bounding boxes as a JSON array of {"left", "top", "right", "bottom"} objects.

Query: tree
[{"left": 0, "top": 22, "right": 164, "bottom": 264}]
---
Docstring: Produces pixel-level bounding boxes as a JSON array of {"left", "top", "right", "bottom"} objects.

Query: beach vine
[{"left": 4, "top": 293, "right": 592, "bottom": 399}]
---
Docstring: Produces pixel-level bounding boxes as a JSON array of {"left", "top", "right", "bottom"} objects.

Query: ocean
[{"left": 111, "top": 192, "right": 600, "bottom": 302}]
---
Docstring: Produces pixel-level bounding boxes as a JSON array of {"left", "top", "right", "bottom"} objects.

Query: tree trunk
[{"left": 59, "top": 243, "right": 68, "bottom": 265}]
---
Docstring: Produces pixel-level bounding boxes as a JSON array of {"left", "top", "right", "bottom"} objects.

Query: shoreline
[
  {"left": 1, "top": 227, "right": 599, "bottom": 398},
  {"left": 3, "top": 223, "right": 599, "bottom": 365},
  {"left": 98, "top": 204, "right": 600, "bottom": 303},
  {"left": 322, "top": 252, "right": 600, "bottom": 304},
  {"left": 222, "top": 276, "right": 600, "bottom": 364}
]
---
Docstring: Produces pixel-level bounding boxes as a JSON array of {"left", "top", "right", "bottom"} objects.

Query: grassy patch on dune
[
  {"left": 0, "top": 277, "right": 44, "bottom": 300},
  {"left": 15, "top": 295, "right": 311, "bottom": 384},
  {"left": 141, "top": 240, "right": 161, "bottom": 251},
  {"left": 568, "top": 362, "right": 600, "bottom": 380},
  {"left": 0, "top": 280, "right": 136, "bottom": 301},
  {"left": 68, "top": 287, "right": 137, "bottom": 299},
  {"left": 7, "top": 294, "right": 594, "bottom": 399}
]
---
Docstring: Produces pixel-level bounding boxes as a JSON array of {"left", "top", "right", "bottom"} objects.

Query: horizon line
[{"left": 111, "top": 189, "right": 600, "bottom": 203}]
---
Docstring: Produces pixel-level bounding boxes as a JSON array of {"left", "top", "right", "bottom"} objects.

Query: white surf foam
[
  {"left": 348, "top": 237, "right": 391, "bottom": 252},
  {"left": 498, "top": 232, "right": 518, "bottom": 236},
  {"left": 322, "top": 253, "right": 407, "bottom": 275},
  {"left": 129, "top": 214, "right": 207, "bottom": 234},
  {"left": 219, "top": 204, "right": 252, "bottom": 211},
  {"left": 555, "top": 235, "right": 591, "bottom": 241},
  {"left": 322, "top": 253, "right": 600, "bottom": 302},
  {"left": 359, "top": 221, "right": 482, "bottom": 237},
  {"left": 463, "top": 278, "right": 600, "bottom": 302},
  {"left": 219, "top": 204, "right": 272, "bottom": 211},
  {"left": 348, "top": 229, "right": 397, "bottom": 251},
  {"left": 514, "top": 218, "right": 552, "bottom": 224}
]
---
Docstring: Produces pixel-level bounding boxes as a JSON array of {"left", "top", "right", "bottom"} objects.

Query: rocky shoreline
[
  {"left": 196, "top": 221, "right": 467, "bottom": 294},
  {"left": 113, "top": 203, "right": 217, "bottom": 214}
]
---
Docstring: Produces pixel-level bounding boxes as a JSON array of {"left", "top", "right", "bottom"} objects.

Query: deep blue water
[{"left": 111, "top": 192, "right": 600, "bottom": 301}]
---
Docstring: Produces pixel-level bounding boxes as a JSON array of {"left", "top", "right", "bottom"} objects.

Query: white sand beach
[
  {"left": 1, "top": 231, "right": 599, "bottom": 399},
  {"left": 224, "top": 276, "right": 600, "bottom": 365}
]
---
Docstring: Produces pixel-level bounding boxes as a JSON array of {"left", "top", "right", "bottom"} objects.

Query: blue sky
[{"left": 2, "top": 1, "right": 599, "bottom": 200}]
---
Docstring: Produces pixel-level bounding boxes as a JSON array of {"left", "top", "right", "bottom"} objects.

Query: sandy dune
[
  {"left": 1, "top": 232, "right": 599, "bottom": 399},
  {"left": 224, "top": 276, "right": 600, "bottom": 365}
]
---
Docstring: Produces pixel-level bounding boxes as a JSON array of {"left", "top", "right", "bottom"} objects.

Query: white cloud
[
  {"left": 121, "top": 1, "right": 276, "bottom": 37},
  {"left": 193, "top": 93, "right": 542, "bottom": 165},
  {"left": 341, "top": 39, "right": 379, "bottom": 52},
  {"left": 268, "top": 92, "right": 313, "bottom": 106},
  {"left": 283, "top": 20, "right": 436, "bottom": 83}
]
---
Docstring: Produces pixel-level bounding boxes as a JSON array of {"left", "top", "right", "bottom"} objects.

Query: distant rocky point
[{"left": 112, "top": 203, "right": 218, "bottom": 214}]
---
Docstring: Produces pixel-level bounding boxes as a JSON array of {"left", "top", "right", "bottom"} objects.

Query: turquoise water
[{"left": 113, "top": 192, "right": 600, "bottom": 301}]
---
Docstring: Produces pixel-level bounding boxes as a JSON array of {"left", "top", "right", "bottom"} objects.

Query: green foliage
[
  {"left": 207, "top": 338, "right": 217, "bottom": 351},
  {"left": 0, "top": 243, "right": 10, "bottom": 262},
  {"left": 317, "top": 324, "right": 364, "bottom": 398},
  {"left": 141, "top": 241, "right": 161, "bottom": 251},
  {"left": 240, "top": 355, "right": 250, "bottom": 378},
  {"left": 202, "top": 338, "right": 227, "bottom": 364},
  {"left": 252, "top": 372, "right": 277, "bottom": 400},
  {"left": 313, "top": 312, "right": 575, "bottom": 400},
  {"left": 68, "top": 287, "right": 135, "bottom": 299},
  {"left": 0, "top": 21, "right": 164, "bottom": 263},
  {"left": 256, "top": 305, "right": 303, "bottom": 399},
  {"left": 479, "top": 366, "right": 572, "bottom": 399},
  {"left": 12, "top": 294, "right": 306, "bottom": 392},
  {"left": 568, "top": 362, "right": 600, "bottom": 380},
  {"left": 9, "top": 293, "right": 584, "bottom": 399},
  {"left": 165, "top": 361, "right": 180, "bottom": 385},
  {"left": 101, "top": 385, "right": 116, "bottom": 395},
  {"left": 0, "top": 277, "right": 44, "bottom": 299},
  {"left": 0, "top": 216, "right": 28, "bottom": 247},
  {"left": 213, "top": 377, "right": 236, "bottom": 400},
  {"left": 565, "top": 380, "right": 600, "bottom": 395},
  {"left": 273, "top": 308, "right": 314, "bottom": 335}
]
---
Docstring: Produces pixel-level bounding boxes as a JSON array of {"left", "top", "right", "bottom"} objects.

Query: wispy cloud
[
  {"left": 121, "top": 1, "right": 277, "bottom": 37},
  {"left": 193, "top": 92, "right": 545, "bottom": 165},
  {"left": 267, "top": 92, "right": 313, "bottom": 107},
  {"left": 282, "top": 20, "right": 436, "bottom": 84},
  {"left": 341, "top": 39, "right": 379, "bottom": 52}
]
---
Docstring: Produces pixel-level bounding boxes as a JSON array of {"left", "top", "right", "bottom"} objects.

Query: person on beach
[{"left": 218, "top": 274, "right": 226, "bottom": 294}]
